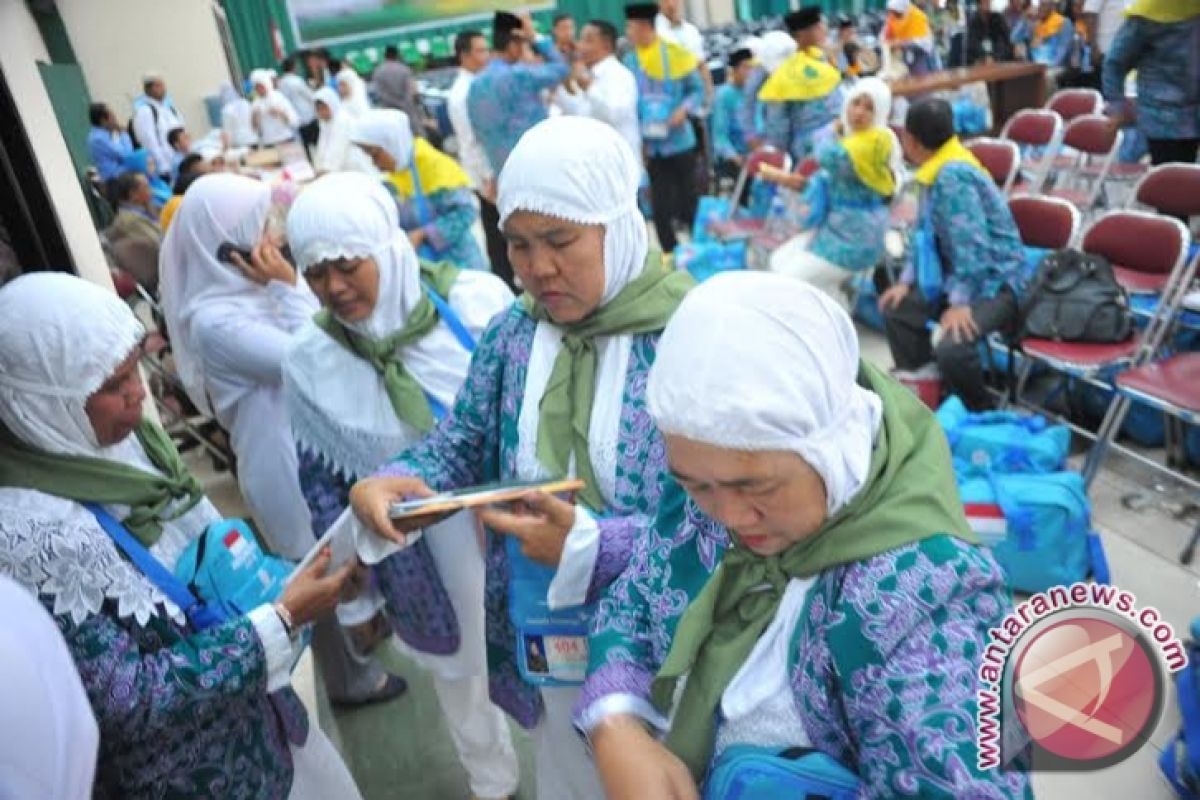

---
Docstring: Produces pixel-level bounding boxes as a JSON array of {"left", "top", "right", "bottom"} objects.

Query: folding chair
[
  {"left": 1001, "top": 108, "right": 1064, "bottom": 195},
  {"left": 965, "top": 137, "right": 1021, "bottom": 194},
  {"left": 1128, "top": 162, "right": 1200, "bottom": 221},
  {"left": 1043, "top": 115, "right": 1122, "bottom": 214},
  {"left": 1008, "top": 194, "right": 1082, "bottom": 250},
  {"left": 1045, "top": 88, "right": 1103, "bottom": 122},
  {"left": 709, "top": 146, "right": 792, "bottom": 242},
  {"left": 1013, "top": 213, "right": 1191, "bottom": 480}
]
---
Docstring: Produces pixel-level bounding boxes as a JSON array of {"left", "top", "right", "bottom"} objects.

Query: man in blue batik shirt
[
  {"left": 87, "top": 103, "right": 134, "bottom": 185},
  {"left": 712, "top": 48, "right": 757, "bottom": 188},
  {"left": 624, "top": 2, "right": 705, "bottom": 253},
  {"left": 467, "top": 10, "right": 570, "bottom": 176}
]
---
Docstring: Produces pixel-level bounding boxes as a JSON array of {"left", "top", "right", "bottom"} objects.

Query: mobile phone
[{"left": 216, "top": 242, "right": 252, "bottom": 265}]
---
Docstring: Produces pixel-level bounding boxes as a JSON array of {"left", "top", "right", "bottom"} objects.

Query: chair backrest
[
  {"left": 965, "top": 137, "right": 1020, "bottom": 193},
  {"left": 1061, "top": 114, "right": 1120, "bottom": 157},
  {"left": 1001, "top": 108, "right": 1062, "bottom": 148},
  {"left": 1131, "top": 163, "right": 1200, "bottom": 219},
  {"left": 1046, "top": 88, "right": 1103, "bottom": 122},
  {"left": 1008, "top": 195, "right": 1081, "bottom": 250},
  {"left": 728, "top": 146, "right": 790, "bottom": 217},
  {"left": 1082, "top": 210, "right": 1189, "bottom": 278}
]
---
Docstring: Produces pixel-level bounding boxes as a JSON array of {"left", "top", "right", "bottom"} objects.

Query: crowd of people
[{"left": 3, "top": 0, "right": 1198, "bottom": 798}]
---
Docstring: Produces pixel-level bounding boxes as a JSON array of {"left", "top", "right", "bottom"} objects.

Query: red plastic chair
[
  {"left": 966, "top": 137, "right": 1020, "bottom": 194},
  {"left": 1001, "top": 109, "right": 1064, "bottom": 194},
  {"left": 1046, "top": 88, "right": 1103, "bottom": 122},
  {"left": 1129, "top": 163, "right": 1200, "bottom": 220},
  {"left": 711, "top": 147, "right": 792, "bottom": 242},
  {"left": 1008, "top": 195, "right": 1080, "bottom": 250},
  {"left": 1083, "top": 209, "right": 1190, "bottom": 295},
  {"left": 1044, "top": 115, "right": 1122, "bottom": 212}
]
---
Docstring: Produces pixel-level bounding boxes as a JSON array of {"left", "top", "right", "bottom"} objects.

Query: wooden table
[{"left": 889, "top": 62, "right": 1048, "bottom": 132}]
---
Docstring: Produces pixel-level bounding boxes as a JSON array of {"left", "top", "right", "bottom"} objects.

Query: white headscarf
[
  {"left": 646, "top": 273, "right": 882, "bottom": 516},
  {"left": 759, "top": 30, "right": 799, "bottom": 74},
  {"left": 0, "top": 273, "right": 144, "bottom": 459},
  {"left": 282, "top": 172, "right": 513, "bottom": 478},
  {"left": 497, "top": 115, "right": 648, "bottom": 503},
  {"left": 336, "top": 67, "right": 371, "bottom": 118},
  {"left": 158, "top": 173, "right": 275, "bottom": 414},
  {"left": 313, "top": 87, "right": 355, "bottom": 173},
  {"left": 887, "top": 0, "right": 911, "bottom": 13},
  {"left": 350, "top": 108, "right": 413, "bottom": 168},
  {"left": 841, "top": 77, "right": 907, "bottom": 190},
  {"left": 249, "top": 68, "right": 274, "bottom": 94}
]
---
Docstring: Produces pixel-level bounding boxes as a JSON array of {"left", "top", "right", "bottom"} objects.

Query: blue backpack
[
  {"left": 1162, "top": 618, "right": 1200, "bottom": 798},
  {"left": 704, "top": 745, "right": 860, "bottom": 800},
  {"left": 936, "top": 396, "right": 1071, "bottom": 475},
  {"left": 174, "top": 518, "right": 294, "bottom": 621}
]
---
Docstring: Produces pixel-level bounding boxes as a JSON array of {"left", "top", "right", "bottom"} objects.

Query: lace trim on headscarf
[
  {"left": 288, "top": 382, "right": 417, "bottom": 482},
  {"left": 497, "top": 196, "right": 639, "bottom": 229}
]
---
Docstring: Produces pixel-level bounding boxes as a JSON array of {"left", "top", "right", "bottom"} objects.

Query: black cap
[
  {"left": 837, "top": 14, "right": 855, "bottom": 29},
  {"left": 493, "top": 11, "right": 522, "bottom": 34},
  {"left": 729, "top": 48, "right": 754, "bottom": 68},
  {"left": 784, "top": 7, "right": 823, "bottom": 32},
  {"left": 625, "top": 3, "right": 659, "bottom": 21}
]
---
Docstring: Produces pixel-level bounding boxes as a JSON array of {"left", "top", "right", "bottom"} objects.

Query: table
[{"left": 889, "top": 62, "right": 1048, "bottom": 132}]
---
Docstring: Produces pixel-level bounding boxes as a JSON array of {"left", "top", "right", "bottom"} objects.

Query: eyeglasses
[{"left": 303, "top": 258, "right": 367, "bottom": 281}]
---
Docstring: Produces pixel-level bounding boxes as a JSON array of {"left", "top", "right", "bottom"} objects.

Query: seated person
[
  {"left": 158, "top": 153, "right": 209, "bottom": 233},
  {"left": 1014, "top": 0, "right": 1075, "bottom": 67},
  {"left": 122, "top": 149, "right": 173, "bottom": 212},
  {"left": 106, "top": 171, "right": 163, "bottom": 291},
  {"left": 883, "top": 0, "right": 939, "bottom": 76},
  {"left": 87, "top": 102, "right": 134, "bottom": 184},
  {"left": 965, "top": 3, "right": 1016, "bottom": 64},
  {"left": 578, "top": 272, "right": 1031, "bottom": 800},
  {"left": 712, "top": 48, "right": 757, "bottom": 187},
  {"left": 880, "top": 98, "right": 1025, "bottom": 411},
  {"left": 166, "top": 126, "right": 192, "bottom": 183},
  {"left": 0, "top": 272, "right": 361, "bottom": 799}
]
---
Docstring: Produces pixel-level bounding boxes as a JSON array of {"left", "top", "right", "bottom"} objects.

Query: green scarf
[
  {"left": 314, "top": 259, "right": 460, "bottom": 433},
  {"left": 0, "top": 418, "right": 205, "bottom": 547},
  {"left": 522, "top": 251, "right": 694, "bottom": 511},
  {"left": 650, "top": 361, "right": 978, "bottom": 780}
]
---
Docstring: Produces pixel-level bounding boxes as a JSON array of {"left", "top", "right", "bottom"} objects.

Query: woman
[
  {"left": 352, "top": 109, "right": 487, "bottom": 271},
  {"left": 282, "top": 171, "right": 519, "bottom": 799},
  {"left": 250, "top": 69, "right": 300, "bottom": 148},
  {"left": 312, "top": 87, "right": 373, "bottom": 175},
  {"left": 767, "top": 78, "right": 903, "bottom": 310},
  {"left": 336, "top": 67, "right": 371, "bottom": 118},
  {"left": 159, "top": 173, "right": 317, "bottom": 561},
  {"left": 0, "top": 272, "right": 361, "bottom": 799},
  {"left": 1102, "top": 0, "right": 1200, "bottom": 166},
  {"left": 122, "top": 148, "right": 172, "bottom": 211},
  {"left": 579, "top": 273, "right": 1031, "bottom": 800},
  {"left": 349, "top": 115, "right": 694, "bottom": 799},
  {"left": 220, "top": 82, "right": 257, "bottom": 150}
]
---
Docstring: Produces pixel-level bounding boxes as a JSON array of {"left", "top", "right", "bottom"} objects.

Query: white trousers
[
  {"left": 535, "top": 686, "right": 606, "bottom": 800},
  {"left": 287, "top": 727, "right": 362, "bottom": 800},
  {"left": 432, "top": 674, "right": 521, "bottom": 798},
  {"left": 768, "top": 230, "right": 854, "bottom": 312}
]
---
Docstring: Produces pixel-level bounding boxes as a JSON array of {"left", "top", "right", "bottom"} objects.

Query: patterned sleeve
[
  {"left": 1100, "top": 19, "right": 1144, "bottom": 104},
  {"left": 761, "top": 102, "right": 791, "bottom": 154},
  {"left": 296, "top": 445, "right": 351, "bottom": 538},
  {"left": 932, "top": 166, "right": 994, "bottom": 307},
  {"left": 680, "top": 69, "right": 705, "bottom": 115},
  {"left": 375, "top": 307, "right": 510, "bottom": 489},
  {"left": 828, "top": 538, "right": 1030, "bottom": 799},
  {"left": 422, "top": 187, "right": 480, "bottom": 254},
  {"left": 711, "top": 88, "right": 738, "bottom": 160},
  {"left": 520, "top": 39, "right": 571, "bottom": 92},
  {"left": 58, "top": 609, "right": 269, "bottom": 743}
]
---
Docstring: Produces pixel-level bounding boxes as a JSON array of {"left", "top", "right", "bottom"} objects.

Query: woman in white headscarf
[
  {"left": 0, "top": 272, "right": 361, "bottom": 800},
  {"left": 159, "top": 172, "right": 317, "bottom": 560},
  {"left": 351, "top": 108, "right": 487, "bottom": 271},
  {"left": 312, "top": 87, "right": 374, "bottom": 174},
  {"left": 349, "top": 115, "right": 695, "bottom": 800},
  {"left": 250, "top": 69, "right": 300, "bottom": 147},
  {"left": 219, "top": 81, "right": 257, "bottom": 149},
  {"left": 282, "top": 171, "right": 519, "bottom": 799},
  {"left": 766, "top": 77, "right": 905, "bottom": 310},
  {"left": 336, "top": 67, "right": 371, "bottom": 118},
  {"left": 579, "top": 272, "right": 1029, "bottom": 800}
]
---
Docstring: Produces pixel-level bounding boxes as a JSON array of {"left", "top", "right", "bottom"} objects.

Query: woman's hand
[
  {"left": 593, "top": 716, "right": 699, "bottom": 800},
  {"left": 277, "top": 548, "right": 357, "bottom": 627},
  {"left": 476, "top": 491, "right": 576, "bottom": 567},
  {"left": 878, "top": 282, "right": 911, "bottom": 312},
  {"left": 408, "top": 228, "right": 427, "bottom": 250},
  {"left": 349, "top": 475, "right": 444, "bottom": 544},
  {"left": 668, "top": 106, "right": 690, "bottom": 129},
  {"left": 231, "top": 241, "right": 296, "bottom": 286},
  {"left": 759, "top": 167, "right": 808, "bottom": 192}
]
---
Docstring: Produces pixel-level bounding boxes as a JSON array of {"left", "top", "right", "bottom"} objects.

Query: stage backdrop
[{"left": 288, "top": 0, "right": 553, "bottom": 46}]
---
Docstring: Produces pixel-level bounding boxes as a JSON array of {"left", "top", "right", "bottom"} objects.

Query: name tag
[{"left": 521, "top": 632, "right": 588, "bottom": 683}]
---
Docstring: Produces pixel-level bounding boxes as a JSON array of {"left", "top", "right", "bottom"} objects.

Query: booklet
[
  {"left": 287, "top": 507, "right": 375, "bottom": 581},
  {"left": 387, "top": 477, "right": 585, "bottom": 520}
]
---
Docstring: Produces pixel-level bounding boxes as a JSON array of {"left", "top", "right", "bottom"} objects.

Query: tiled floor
[{"left": 193, "top": 324, "right": 1200, "bottom": 800}]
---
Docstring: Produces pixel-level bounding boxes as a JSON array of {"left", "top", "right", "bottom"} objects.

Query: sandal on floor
[{"left": 330, "top": 674, "right": 408, "bottom": 709}]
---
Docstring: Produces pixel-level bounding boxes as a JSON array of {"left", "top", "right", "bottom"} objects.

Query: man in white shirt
[
  {"left": 249, "top": 70, "right": 300, "bottom": 147},
  {"left": 131, "top": 71, "right": 184, "bottom": 182},
  {"left": 278, "top": 56, "right": 318, "bottom": 150},
  {"left": 554, "top": 20, "right": 641, "bottom": 158},
  {"left": 1083, "top": 0, "right": 1130, "bottom": 66},
  {"left": 447, "top": 29, "right": 511, "bottom": 288},
  {"left": 656, "top": 0, "right": 713, "bottom": 101}
]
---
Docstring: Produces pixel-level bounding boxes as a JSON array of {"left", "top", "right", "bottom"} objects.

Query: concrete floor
[{"left": 191, "top": 324, "right": 1200, "bottom": 800}]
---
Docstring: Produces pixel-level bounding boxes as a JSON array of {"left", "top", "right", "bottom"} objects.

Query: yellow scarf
[
  {"left": 386, "top": 138, "right": 472, "bottom": 199},
  {"left": 635, "top": 38, "right": 699, "bottom": 81},
  {"left": 843, "top": 127, "right": 897, "bottom": 197},
  {"left": 1033, "top": 11, "right": 1066, "bottom": 43},
  {"left": 758, "top": 48, "right": 842, "bottom": 103},
  {"left": 886, "top": 6, "right": 933, "bottom": 42},
  {"left": 1126, "top": 0, "right": 1200, "bottom": 23},
  {"left": 913, "top": 136, "right": 985, "bottom": 186}
]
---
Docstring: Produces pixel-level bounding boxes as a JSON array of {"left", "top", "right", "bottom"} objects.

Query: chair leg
[
  {"left": 1083, "top": 394, "right": 1132, "bottom": 489},
  {"left": 1181, "top": 520, "right": 1200, "bottom": 566}
]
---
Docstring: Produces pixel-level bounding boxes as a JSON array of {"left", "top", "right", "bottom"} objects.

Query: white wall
[
  {"left": 0, "top": 0, "right": 111, "bottom": 289},
  {"left": 58, "top": 0, "right": 234, "bottom": 135}
]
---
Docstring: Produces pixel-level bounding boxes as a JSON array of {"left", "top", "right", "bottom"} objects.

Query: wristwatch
[{"left": 273, "top": 602, "right": 300, "bottom": 641}]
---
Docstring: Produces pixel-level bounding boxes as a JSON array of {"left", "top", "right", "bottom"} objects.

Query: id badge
[{"left": 518, "top": 630, "right": 588, "bottom": 684}]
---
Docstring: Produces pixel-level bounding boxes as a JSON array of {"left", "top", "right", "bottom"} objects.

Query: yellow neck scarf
[
  {"left": 758, "top": 48, "right": 842, "bottom": 103},
  {"left": 887, "top": 6, "right": 932, "bottom": 42},
  {"left": 843, "top": 127, "right": 896, "bottom": 197},
  {"left": 1126, "top": 0, "right": 1200, "bottom": 23},
  {"left": 1033, "top": 11, "right": 1066, "bottom": 43},
  {"left": 913, "top": 136, "right": 985, "bottom": 186},
  {"left": 635, "top": 37, "right": 699, "bottom": 81},
  {"left": 387, "top": 138, "right": 472, "bottom": 199}
]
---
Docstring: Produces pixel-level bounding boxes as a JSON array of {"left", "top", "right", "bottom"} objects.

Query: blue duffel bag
[
  {"left": 704, "top": 745, "right": 860, "bottom": 800},
  {"left": 936, "top": 395, "right": 1071, "bottom": 476}
]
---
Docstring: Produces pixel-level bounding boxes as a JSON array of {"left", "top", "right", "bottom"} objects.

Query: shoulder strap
[
  {"left": 423, "top": 281, "right": 477, "bottom": 352},
  {"left": 84, "top": 502, "right": 213, "bottom": 626}
]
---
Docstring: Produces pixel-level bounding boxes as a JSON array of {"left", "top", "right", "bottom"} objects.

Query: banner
[{"left": 288, "top": 0, "right": 553, "bottom": 46}]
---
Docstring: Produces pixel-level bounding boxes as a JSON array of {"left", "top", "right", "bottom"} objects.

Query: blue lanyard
[{"left": 420, "top": 281, "right": 477, "bottom": 421}]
